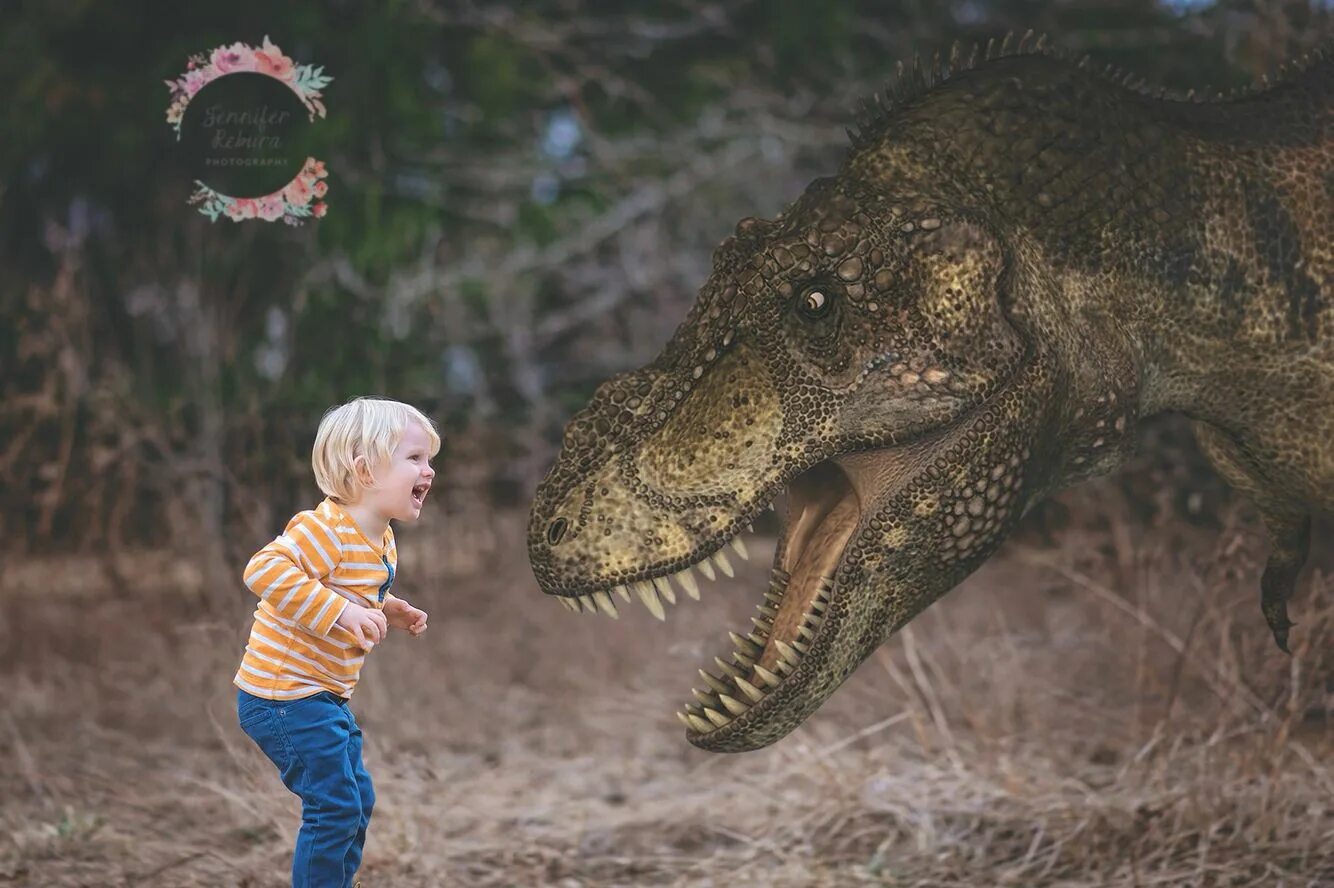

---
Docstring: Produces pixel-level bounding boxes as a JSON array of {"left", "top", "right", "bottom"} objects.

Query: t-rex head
[
  {"left": 528, "top": 169, "right": 1061, "bottom": 751},
  {"left": 523, "top": 36, "right": 1132, "bottom": 751}
]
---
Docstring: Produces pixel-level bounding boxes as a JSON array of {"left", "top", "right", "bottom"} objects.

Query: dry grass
[{"left": 1, "top": 475, "right": 1332, "bottom": 887}]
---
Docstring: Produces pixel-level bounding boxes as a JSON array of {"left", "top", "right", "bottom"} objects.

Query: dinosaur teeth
[
  {"left": 592, "top": 590, "right": 619, "bottom": 618},
  {"left": 704, "top": 707, "right": 732, "bottom": 728},
  {"left": 686, "top": 713, "right": 713, "bottom": 733},
  {"left": 699, "top": 669, "right": 731, "bottom": 694},
  {"left": 729, "top": 631, "right": 760, "bottom": 657},
  {"left": 734, "top": 677, "right": 765, "bottom": 703},
  {"left": 652, "top": 575, "right": 676, "bottom": 605},
  {"left": 713, "top": 550, "right": 735, "bottom": 577},
  {"left": 714, "top": 656, "right": 744, "bottom": 679},
  {"left": 775, "top": 640, "right": 802, "bottom": 666},
  {"left": 729, "top": 536, "right": 749, "bottom": 559},
  {"left": 615, "top": 585, "right": 631, "bottom": 603},
  {"left": 753, "top": 665, "right": 781, "bottom": 688},
  {"left": 676, "top": 568, "right": 700, "bottom": 599},
  {"left": 698, "top": 559, "right": 716, "bottom": 581},
  {"left": 719, "top": 694, "right": 749, "bottom": 716},
  {"left": 635, "top": 581, "right": 666, "bottom": 621}
]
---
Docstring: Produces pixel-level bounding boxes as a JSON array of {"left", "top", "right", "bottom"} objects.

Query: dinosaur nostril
[{"left": 547, "top": 517, "right": 567, "bottom": 546}]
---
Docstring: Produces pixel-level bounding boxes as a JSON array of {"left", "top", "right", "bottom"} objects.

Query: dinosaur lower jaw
[{"left": 674, "top": 456, "right": 870, "bottom": 750}]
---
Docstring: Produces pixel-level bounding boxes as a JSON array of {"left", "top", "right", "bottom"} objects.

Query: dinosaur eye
[{"left": 798, "top": 287, "right": 831, "bottom": 319}]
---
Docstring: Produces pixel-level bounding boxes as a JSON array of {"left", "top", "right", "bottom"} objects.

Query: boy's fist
[
  {"left": 336, "top": 601, "right": 388, "bottom": 650},
  {"left": 384, "top": 597, "right": 429, "bottom": 636}
]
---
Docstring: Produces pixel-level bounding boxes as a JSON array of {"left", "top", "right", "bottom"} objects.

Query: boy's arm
[{"left": 243, "top": 511, "right": 349, "bottom": 637}]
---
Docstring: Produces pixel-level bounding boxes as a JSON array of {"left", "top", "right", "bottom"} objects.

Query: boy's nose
[{"left": 422, "top": 466, "right": 436, "bottom": 480}]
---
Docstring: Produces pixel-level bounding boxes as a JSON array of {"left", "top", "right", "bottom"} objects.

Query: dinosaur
[{"left": 527, "top": 31, "right": 1333, "bottom": 753}]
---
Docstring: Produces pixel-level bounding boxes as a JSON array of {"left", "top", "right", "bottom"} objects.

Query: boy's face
[{"left": 364, "top": 422, "right": 436, "bottom": 522}]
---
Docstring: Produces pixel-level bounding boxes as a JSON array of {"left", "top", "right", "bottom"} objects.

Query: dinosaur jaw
[{"left": 674, "top": 458, "right": 864, "bottom": 751}]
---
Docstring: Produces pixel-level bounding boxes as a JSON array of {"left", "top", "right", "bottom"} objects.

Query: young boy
[{"left": 234, "top": 396, "right": 439, "bottom": 888}]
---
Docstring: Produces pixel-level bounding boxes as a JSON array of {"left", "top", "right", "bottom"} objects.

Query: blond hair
[{"left": 312, "top": 397, "right": 441, "bottom": 502}]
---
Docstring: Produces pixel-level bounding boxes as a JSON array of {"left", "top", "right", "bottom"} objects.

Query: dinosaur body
[{"left": 528, "top": 33, "right": 1333, "bottom": 752}]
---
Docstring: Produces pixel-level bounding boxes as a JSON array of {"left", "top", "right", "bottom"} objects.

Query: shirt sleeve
[{"left": 242, "top": 510, "right": 349, "bottom": 637}]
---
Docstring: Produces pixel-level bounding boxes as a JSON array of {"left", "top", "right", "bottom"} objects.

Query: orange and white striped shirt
[{"left": 233, "top": 497, "right": 398, "bottom": 700}]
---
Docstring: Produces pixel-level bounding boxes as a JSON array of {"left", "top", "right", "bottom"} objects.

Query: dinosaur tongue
[{"left": 763, "top": 462, "right": 860, "bottom": 671}]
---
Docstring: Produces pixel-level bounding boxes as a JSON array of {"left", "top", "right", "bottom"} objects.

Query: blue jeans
[{"left": 237, "top": 689, "right": 374, "bottom": 888}]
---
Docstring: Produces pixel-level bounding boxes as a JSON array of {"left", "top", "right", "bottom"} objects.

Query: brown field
[{"left": 2, "top": 458, "right": 1332, "bottom": 887}]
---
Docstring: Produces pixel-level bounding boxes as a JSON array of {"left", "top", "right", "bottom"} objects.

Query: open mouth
[
  {"left": 411, "top": 483, "right": 430, "bottom": 507},
  {"left": 552, "top": 451, "right": 869, "bottom": 742}
]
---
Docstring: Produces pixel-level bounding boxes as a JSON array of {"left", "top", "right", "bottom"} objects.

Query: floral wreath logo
[{"left": 164, "top": 36, "right": 331, "bottom": 225}]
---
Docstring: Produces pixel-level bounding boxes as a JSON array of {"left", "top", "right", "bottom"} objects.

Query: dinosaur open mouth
[{"left": 552, "top": 452, "right": 871, "bottom": 739}]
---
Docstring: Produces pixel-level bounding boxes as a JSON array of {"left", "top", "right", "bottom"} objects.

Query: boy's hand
[
  {"left": 384, "top": 597, "right": 429, "bottom": 636},
  {"left": 336, "top": 601, "right": 388, "bottom": 650}
]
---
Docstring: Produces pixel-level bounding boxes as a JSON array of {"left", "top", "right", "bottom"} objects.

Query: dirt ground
[{"left": 2, "top": 480, "right": 1331, "bottom": 887}]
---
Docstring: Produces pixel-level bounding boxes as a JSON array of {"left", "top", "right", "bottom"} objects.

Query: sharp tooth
[
  {"left": 767, "top": 502, "right": 776, "bottom": 511},
  {"left": 579, "top": 594, "right": 597, "bottom": 612},
  {"left": 687, "top": 713, "right": 714, "bottom": 733},
  {"left": 758, "top": 605, "right": 777, "bottom": 619},
  {"left": 698, "top": 669, "right": 730, "bottom": 694},
  {"left": 729, "top": 631, "right": 760, "bottom": 656},
  {"left": 775, "top": 659, "right": 794, "bottom": 675},
  {"left": 615, "top": 585, "right": 631, "bottom": 602},
  {"left": 790, "top": 639, "right": 809, "bottom": 653},
  {"left": 592, "top": 590, "right": 619, "bottom": 618},
  {"left": 733, "top": 651, "right": 755, "bottom": 667},
  {"left": 685, "top": 702, "right": 705, "bottom": 715},
  {"left": 636, "top": 583, "right": 666, "bottom": 621},
  {"left": 798, "top": 625, "right": 815, "bottom": 640},
  {"left": 698, "top": 559, "right": 716, "bottom": 581},
  {"left": 677, "top": 711, "right": 694, "bottom": 730},
  {"left": 746, "top": 632, "right": 766, "bottom": 647},
  {"left": 719, "top": 694, "right": 749, "bottom": 716},
  {"left": 775, "top": 640, "right": 801, "bottom": 665},
  {"left": 806, "top": 612, "right": 824, "bottom": 627},
  {"left": 676, "top": 569, "right": 700, "bottom": 600},
  {"left": 746, "top": 523, "right": 753, "bottom": 533},
  {"left": 810, "top": 599, "right": 826, "bottom": 613},
  {"left": 652, "top": 576, "right": 677, "bottom": 605},
  {"left": 749, "top": 616, "right": 770, "bottom": 634},
  {"left": 735, "top": 677, "right": 764, "bottom": 702},
  {"left": 704, "top": 707, "right": 732, "bottom": 728},
  {"left": 753, "top": 665, "right": 781, "bottom": 688},
  {"left": 729, "top": 536, "right": 749, "bottom": 559},
  {"left": 692, "top": 688, "right": 719, "bottom": 707},
  {"left": 558, "top": 597, "right": 577, "bottom": 612},
  {"left": 764, "top": 590, "right": 783, "bottom": 604},
  {"left": 713, "top": 550, "right": 735, "bottom": 577},
  {"left": 714, "top": 656, "right": 744, "bottom": 678}
]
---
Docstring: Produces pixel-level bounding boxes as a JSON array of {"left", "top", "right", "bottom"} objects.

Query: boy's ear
[{"left": 352, "top": 454, "right": 378, "bottom": 489}]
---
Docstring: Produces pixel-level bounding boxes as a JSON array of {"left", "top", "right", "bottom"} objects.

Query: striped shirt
[{"left": 233, "top": 497, "right": 398, "bottom": 700}]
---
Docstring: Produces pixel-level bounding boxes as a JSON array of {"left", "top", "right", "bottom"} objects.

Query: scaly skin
[{"left": 528, "top": 32, "right": 1333, "bottom": 752}]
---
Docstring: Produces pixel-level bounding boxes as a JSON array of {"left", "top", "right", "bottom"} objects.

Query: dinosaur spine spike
[
  {"left": 1076, "top": 53, "right": 1092, "bottom": 69},
  {"left": 1000, "top": 30, "right": 1014, "bottom": 56},
  {"left": 1018, "top": 29, "right": 1033, "bottom": 53},
  {"left": 1034, "top": 32, "right": 1049, "bottom": 51},
  {"left": 931, "top": 49, "right": 942, "bottom": 84},
  {"left": 967, "top": 41, "right": 980, "bottom": 69},
  {"left": 948, "top": 40, "right": 962, "bottom": 70}
]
